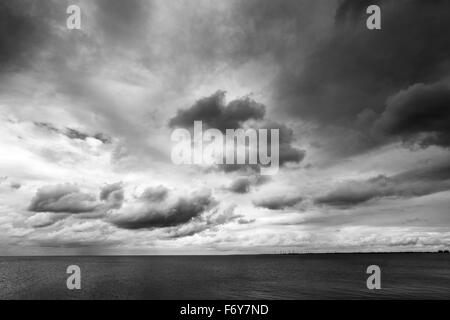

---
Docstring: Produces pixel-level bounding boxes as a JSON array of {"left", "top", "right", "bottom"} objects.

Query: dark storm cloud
[
  {"left": 92, "top": 133, "right": 112, "bottom": 144},
  {"left": 35, "top": 122, "right": 112, "bottom": 144},
  {"left": 100, "top": 182, "right": 123, "bottom": 200},
  {"left": 34, "top": 122, "right": 59, "bottom": 133},
  {"left": 277, "top": 0, "right": 450, "bottom": 126},
  {"left": 99, "top": 182, "right": 124, "bottom": 209},
  {"left": 315, "top": 162, "right": 450, "bottom": 208},
  {"left": 253, "top": 195, "right": 303, "bottom": 210},
  {"left": 0, "top": 0, "right": 92, "bottom": 78},
  {"left": 237, "top": 218, "right": 255, "bottom": 225},
  {"left": 228, "top": 177, "right": 252, "bottom": 194},
  {"left": 374, "top": 83, "right": 450, "bottom": 148},
  {"left": 110, "top": 190, "right": 216, "bottom": 230},
  {"left": 222, "top": 0, "right": 450, "bottom": 158},
  {"left": 29, "top": 184, "right": 99, "bottom": 214},
  {"left": 169, "top": 91, "right": 265, "bottom": 132},
  {"left": 66, "top": 128, "right": 112, "bottom": 144},
  {"left": 0, "top": 177, "right": 21, "bottom": 190},
  {"left": 166, "top": 205, "right": 243, "bottom": 239},
  {"left": 0, "top": 0, "right": 54, "bottom": 71},
  {"left": 139, "top": 186, "right": 169, "bottom": 202},
  {"left": 10, "top": 182, "right": 21, "bottom": 190},
  {"left": 169, "top": 91, "right": 305, "bottom": 172},
  {"left": 227, "top": 175, "right": 270, "bottom": 194},
  {"left": 258, "top": 121, "right": 306, "bottom": 166}
]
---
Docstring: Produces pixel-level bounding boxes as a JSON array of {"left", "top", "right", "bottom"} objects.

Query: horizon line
[{"left": 0, "top": 250, "right": 449, "bottom": 258}]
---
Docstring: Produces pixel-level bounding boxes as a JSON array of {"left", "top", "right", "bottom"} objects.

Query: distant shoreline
[
  {"left": 276, "top": 251, "right": 450, "bottom": 255},
  {"left": 0, "top": 251, "right": 449, "bottom": 258}
]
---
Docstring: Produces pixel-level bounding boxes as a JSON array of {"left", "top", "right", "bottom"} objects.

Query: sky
[{"left": 0, "top": 0, "right": 449, "bottom": 255}]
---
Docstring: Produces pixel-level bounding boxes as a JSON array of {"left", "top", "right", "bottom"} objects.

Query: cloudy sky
[{"left": 1, "top": 0, "right": 449, "bottom": 255}]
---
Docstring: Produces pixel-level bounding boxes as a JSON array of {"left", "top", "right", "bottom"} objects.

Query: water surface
[{"left": 0, "top": 254, "right": 449, "bottom": 299}]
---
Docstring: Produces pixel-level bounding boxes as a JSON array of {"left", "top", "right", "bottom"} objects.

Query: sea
[{"left": 0, "top": 253, "right": 449, "bottom": 299}]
